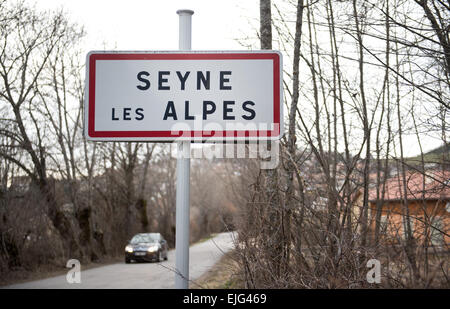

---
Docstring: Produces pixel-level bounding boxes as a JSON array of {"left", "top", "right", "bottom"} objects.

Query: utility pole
[{"left": 174, "top": 9, "right": 194, "bottom": 290}]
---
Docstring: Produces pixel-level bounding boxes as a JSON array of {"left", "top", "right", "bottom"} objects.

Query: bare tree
[
  {"left": 0, "top": 1, "right": 85, "bottom": 258},
  {"left": 233, "top": 0, "right": 449, "bottom": 288}
]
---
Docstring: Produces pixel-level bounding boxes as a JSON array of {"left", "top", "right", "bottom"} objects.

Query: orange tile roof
[{"left": 369, "top": 170, "right": 450, "bottom": 202}]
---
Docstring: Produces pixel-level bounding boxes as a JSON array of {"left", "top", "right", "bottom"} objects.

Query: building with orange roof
[{"left": 368, "top": 170, "right": 450, "bottom": 246}]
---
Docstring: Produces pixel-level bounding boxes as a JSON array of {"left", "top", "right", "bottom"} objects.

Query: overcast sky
[{"left": 33, "top": 0, "right": 259, "bottom": 52}]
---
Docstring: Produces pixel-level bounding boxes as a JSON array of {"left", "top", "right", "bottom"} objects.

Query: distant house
[
  {"left": 368, "top": 170, "right": 450, "bottom": 246},
  {"left": 8, "top": 175, "right": 32, "bottom": 193}
]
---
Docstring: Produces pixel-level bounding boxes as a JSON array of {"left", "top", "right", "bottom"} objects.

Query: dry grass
[{"left": 190, "top": 251, "right": 243, "bottom": 289}]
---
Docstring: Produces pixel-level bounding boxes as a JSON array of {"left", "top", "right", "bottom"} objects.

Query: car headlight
[
  {"left": 125, "top": 245, "right": 133, "bottom": 253},
  {"left": 147, "top": 245, "right": 159, "bottom": 253}
]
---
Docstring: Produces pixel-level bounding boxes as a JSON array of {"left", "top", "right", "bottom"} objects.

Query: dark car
[{"left": 125, "top": 233, "right": 168, "bottom": 263}]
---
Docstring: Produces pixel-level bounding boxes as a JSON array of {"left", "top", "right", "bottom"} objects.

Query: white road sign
[{"left": 84, "top": 51, "right": 283, "bottom": 141}]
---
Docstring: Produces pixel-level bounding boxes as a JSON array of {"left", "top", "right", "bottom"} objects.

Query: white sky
[{"left": 32, "top": 0, "right": 260, "bottom": 52}]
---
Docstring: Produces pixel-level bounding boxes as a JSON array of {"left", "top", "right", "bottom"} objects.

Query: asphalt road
[{"left": 4, "top": 232, "right": 235, "bottom": 289}]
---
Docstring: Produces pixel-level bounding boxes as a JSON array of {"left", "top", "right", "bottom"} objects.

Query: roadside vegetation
[
  {"left": 0, "top": 0, "right": 448, "bottom": 289},
  {"left": 228, "top": 0, "right": 449, "bottom": 288},
  {"left": 191, "top": 251, "right": 243, "bottom": 289}
]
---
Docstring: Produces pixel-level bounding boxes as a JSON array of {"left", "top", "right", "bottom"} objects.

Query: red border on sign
[{"left": 87, "top": 52, "right": 281, "bottom": 139}]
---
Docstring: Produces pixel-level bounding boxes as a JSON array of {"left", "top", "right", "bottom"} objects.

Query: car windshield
[{"left": 130, "top": 234, "right": 159, "bottom": 244}]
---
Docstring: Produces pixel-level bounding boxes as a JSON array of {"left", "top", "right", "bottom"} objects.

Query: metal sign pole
[{"left": 175, "top": 9, "right": 193, "bottom": 290}]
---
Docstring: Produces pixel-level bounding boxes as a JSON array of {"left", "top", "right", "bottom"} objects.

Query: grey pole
[{"left": 175, "top": 9, "right": 193, "bottom": 290}]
